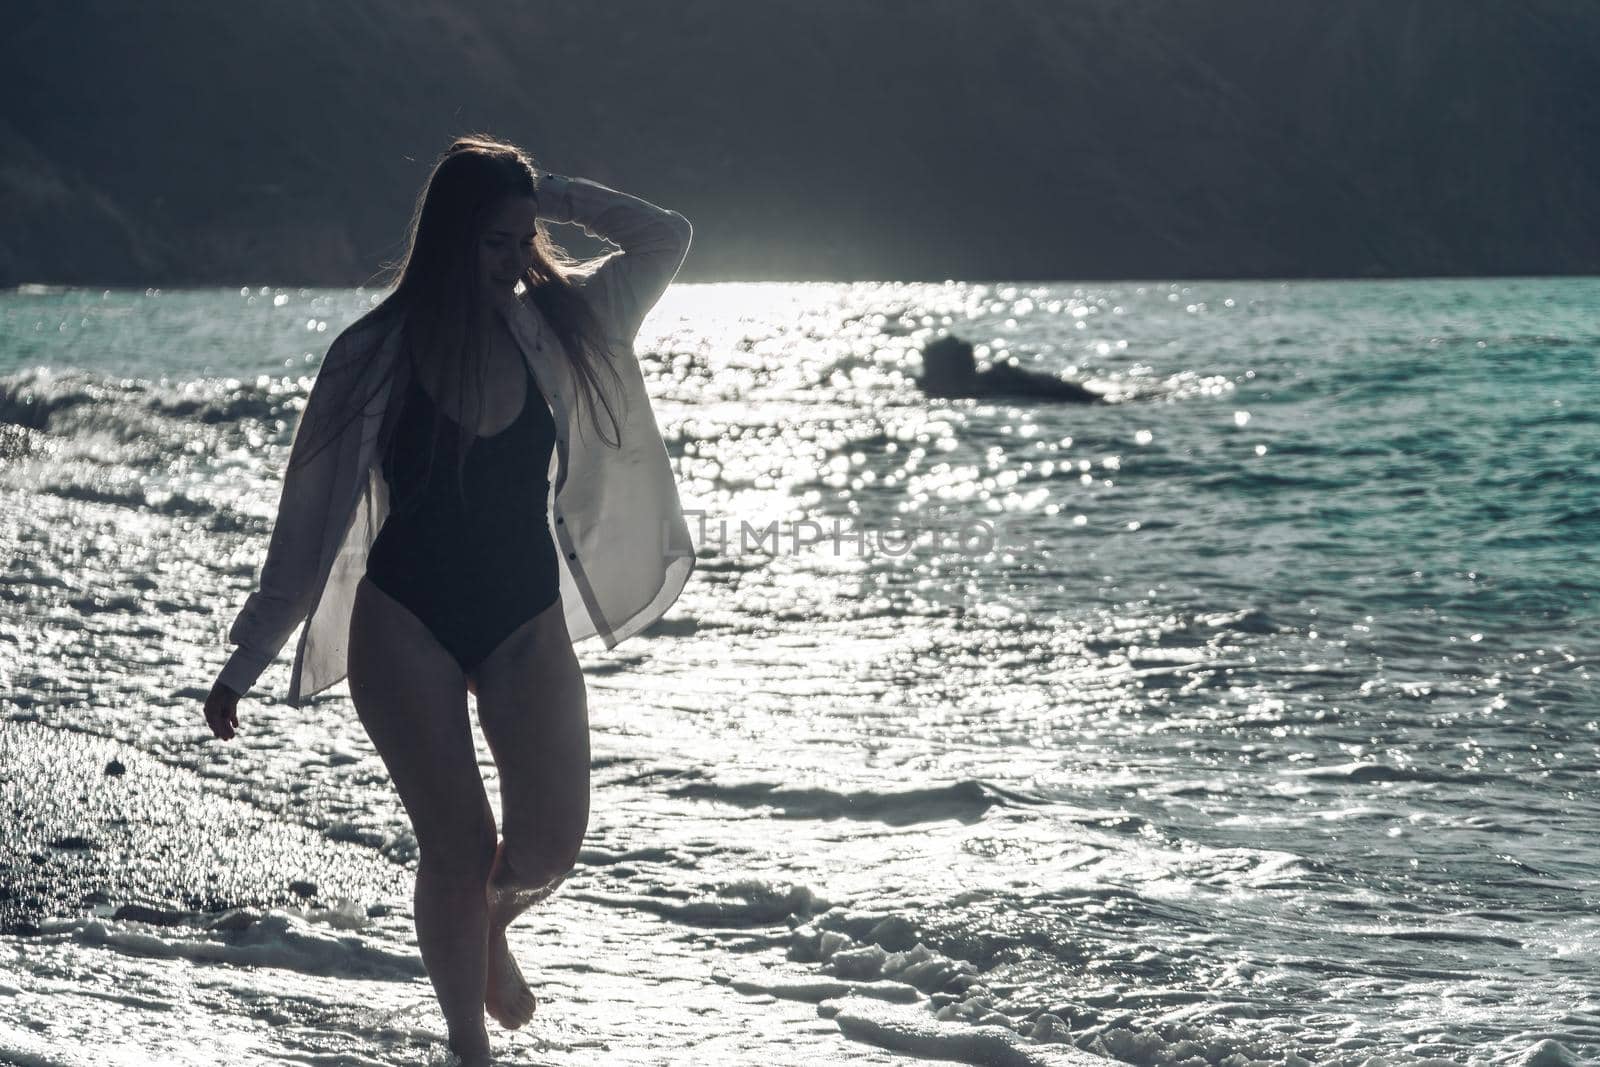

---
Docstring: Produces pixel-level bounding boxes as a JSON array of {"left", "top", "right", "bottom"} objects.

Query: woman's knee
[
  {"left": 505, "top": 819, "right": 588, "bottom": 887},
  {"left": 416, "top": 817, "right": 499, "bottom": 884}
]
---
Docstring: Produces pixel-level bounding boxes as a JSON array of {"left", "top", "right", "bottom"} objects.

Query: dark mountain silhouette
[{"left": 3, "top": 1, "right": 1596, "bottom": 286}]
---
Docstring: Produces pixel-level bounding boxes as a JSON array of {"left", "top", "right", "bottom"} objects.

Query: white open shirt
[{"left": 216, "top": 173, "right": 697, "bottom": 705}]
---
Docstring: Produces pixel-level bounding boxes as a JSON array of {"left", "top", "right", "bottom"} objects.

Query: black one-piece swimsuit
[{"left": 365, "top": 354, "right": 561, "bottom": 674}]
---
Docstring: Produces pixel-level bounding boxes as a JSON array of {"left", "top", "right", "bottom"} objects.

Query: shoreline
[{"left": 0, "top": 717, "right": 411, "bottom": 934}]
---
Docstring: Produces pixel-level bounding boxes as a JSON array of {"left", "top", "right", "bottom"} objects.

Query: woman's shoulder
[
  {"left": 340, "top": 299, "right": 405, "bottom": 347},
  {"left": 324, "top": 302, "right": 405, "bottom": 371}
]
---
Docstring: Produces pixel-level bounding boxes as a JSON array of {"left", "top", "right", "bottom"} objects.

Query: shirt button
[
  {"left": 567, "top": 552, "right": 576, "bottom": 560},
  {"left": 555, "top": 516, "right": 564, "bottom": 524}
]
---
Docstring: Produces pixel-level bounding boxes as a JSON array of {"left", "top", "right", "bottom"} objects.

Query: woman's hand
[{"left": 204, "top": 682, "right": 242, "bottom": 741}]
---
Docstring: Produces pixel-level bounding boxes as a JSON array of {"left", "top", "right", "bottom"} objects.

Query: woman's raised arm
[{"left": 534, "top": 172, "right": 692, "bottom": 343}]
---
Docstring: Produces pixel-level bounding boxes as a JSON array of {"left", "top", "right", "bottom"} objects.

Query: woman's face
[{"left": 477, "top": 196, "right": 540, "bottom": 294}]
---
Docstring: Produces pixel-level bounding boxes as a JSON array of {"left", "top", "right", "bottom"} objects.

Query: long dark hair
[{"left": 286, "top": 135, "right": 626, "bottom": 506}]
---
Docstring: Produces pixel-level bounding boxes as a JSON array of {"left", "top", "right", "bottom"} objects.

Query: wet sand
[{"left": 0, "top": 718, "right": 409, "bottom": 933}]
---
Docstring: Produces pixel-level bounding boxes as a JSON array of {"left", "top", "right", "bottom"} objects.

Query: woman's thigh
[
  {"left": 348, "top": 576, "right": 496, "bottom": 873},
  {"left": 469, "top": 597, "right": 590, "bottom": 879}
]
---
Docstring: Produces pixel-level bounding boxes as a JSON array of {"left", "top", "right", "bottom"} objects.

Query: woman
[{"left": 201, "top": 136, "right": 696, "bottom": 1065}]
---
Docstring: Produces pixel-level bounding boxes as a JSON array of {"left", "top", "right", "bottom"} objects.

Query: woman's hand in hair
[{"left": 204, "top": 682, "right": 242, "bottom": 741}]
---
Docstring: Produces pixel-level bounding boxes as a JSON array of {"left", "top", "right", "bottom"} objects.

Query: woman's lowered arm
[
  {"left": 214, "top": 332, "right": 361, "bottom": 699},
  {"left": 534, "top": 172, "right": 693, "bottom": 343}
]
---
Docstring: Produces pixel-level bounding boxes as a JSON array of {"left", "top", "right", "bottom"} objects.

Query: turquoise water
[{"left": 1, "top": 277, "right": 1596, "bottom": 1065}]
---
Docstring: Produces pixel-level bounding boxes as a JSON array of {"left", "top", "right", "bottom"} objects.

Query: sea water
[{"left": 0, "top": 277, "right": 1595, "bottom": 1065}]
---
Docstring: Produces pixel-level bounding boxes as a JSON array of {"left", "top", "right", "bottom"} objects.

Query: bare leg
[
  {"left": 470, "top": 595, "right": 591, "bottom": 1029},
  {"left": 348, "top": 577, "right": 496, "bottom": 1065},
  {"left": 476, "top": 840, "right": 559, "bottom": 1029},
  {"left": 413, "top": 865, "right": 492, "bottom": 1063}
]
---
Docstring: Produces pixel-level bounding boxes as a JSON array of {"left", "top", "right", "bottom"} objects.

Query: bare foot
[{"left": 485, "top": 927, "right": 537, "bottom": 1030}]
